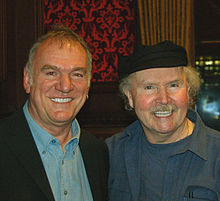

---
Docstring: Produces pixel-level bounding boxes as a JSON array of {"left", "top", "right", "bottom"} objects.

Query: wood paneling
[
  {"left": 0, "top": 0, "right": 7, "bottom": 82},
  {"left": 0, "top": 0, "right": 136, "bottom": 139},
  {"left": 194, "top": 0, "right": 220, "bottom": 56},
  {"left": 0, "top": 0, "right": 44, "bottom": 118},
  {"left": 137, "top": 0, "right": 195, "bottom": 65},
  {"left": 0, "top": 0, "right": 218, "bottom": 139},
  {"left": 77, "top": 82, "right": 136, "bottom": 139}
]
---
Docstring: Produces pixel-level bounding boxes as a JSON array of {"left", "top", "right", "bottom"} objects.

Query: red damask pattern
[{"left": 44, "top": 0, "right": 135, "bottom": 82}]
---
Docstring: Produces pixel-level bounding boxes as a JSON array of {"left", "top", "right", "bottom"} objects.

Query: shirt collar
[
  {"left": 186, "top": 109, "right": 208, "bottom": 160},
  {"left": 23, "top": 100, "right": 80, "bottom": 153},
  {"left": 122, "top": 109, "right": 208, "bottom": 161}
]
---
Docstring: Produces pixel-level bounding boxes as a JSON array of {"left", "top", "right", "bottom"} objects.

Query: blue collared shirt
[{"left": 23, "top": 101, "right": 93, "bottom": 201}]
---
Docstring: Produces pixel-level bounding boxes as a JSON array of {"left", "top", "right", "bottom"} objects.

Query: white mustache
[{"left": 150, "top": 104, "right": 177, "bottom": 113}]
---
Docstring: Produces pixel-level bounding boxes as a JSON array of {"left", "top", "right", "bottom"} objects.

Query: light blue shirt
[{"left": 23, "top": 101, "right": 93, "bottom": 201}]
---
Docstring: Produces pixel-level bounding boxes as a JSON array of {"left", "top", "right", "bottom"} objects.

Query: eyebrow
[
  {"left": 167, "top": 79, "right": 183, "bottom": 85},
  {"left": 40, "top": 65, "right": 88, "bottom": 74},
  {"left": 40, "top": 65, "right": 59, "bottom": 72},
  {"left": 140, "top": 81, "right": 156, "bottom": 85},
  {"left": 140, "top": 79, "right": 183, "bottom": 86}
]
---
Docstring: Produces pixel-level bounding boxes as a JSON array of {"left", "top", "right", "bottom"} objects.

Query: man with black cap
[{"left": 106, "top": 40, "right": 220, "bottom": 201}]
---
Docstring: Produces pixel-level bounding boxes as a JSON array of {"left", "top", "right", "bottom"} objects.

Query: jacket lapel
[
  {"left": 79, "top": 130, "right": 98, "bottom": 199},
  {"left": 3, "top": 109, "right": 55, "bottom": 201},
  {"left": 79, "top": 129, "right": 109, "bottom": 201},
  {"left": 124, "top": 133, "right": 142, "bottom": 201}
]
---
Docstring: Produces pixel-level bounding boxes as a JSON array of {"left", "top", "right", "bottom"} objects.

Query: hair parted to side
[
  {"left": 119, "top": 66, "right": 201, "bottom": 110},
  {"left": 25, "top": 24, "right": 92, "bottom": 85}
]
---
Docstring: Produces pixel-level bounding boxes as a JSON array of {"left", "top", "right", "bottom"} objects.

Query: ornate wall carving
[{"left": 44, "top": 0, "right": 136, "bottom": 82}]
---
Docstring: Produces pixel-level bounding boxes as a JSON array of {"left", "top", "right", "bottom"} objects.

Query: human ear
[
  {"left": 125, "top": 89, "right": 134, "bottom": 109},
  {"left": 23, "top": 68, "right": 31, "bottom": 94}
]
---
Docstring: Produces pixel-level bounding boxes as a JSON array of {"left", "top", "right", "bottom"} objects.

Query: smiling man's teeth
[
  {"left": 50, "top": 98, "right": 72, "bottom": 103},
  {"left": 154, "top": 111, "right": 172, "bottom": 117}
]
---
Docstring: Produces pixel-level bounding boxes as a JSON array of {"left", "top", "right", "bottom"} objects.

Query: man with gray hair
[
  {"left": 0, "top": 25, "right": 109, "bottom": 201},
  {"left": 106, "top": 41, "right": 220, "bottom": 201}
]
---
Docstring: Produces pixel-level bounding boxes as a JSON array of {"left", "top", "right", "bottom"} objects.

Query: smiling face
[
  {"left": 126, "top": 67, "right": 190, "bottom": 143},
  {"left": 24, "top": 39, "right": 90, "bottom": 131}
]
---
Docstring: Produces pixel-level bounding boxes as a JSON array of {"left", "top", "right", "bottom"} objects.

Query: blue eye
[
  {"left": 143, "top": 84, "right": 158, "bottom": 95},
  {"left": 46, "top": 71, "right": 56, "bottom": 76},
  {"left": 145, "top": 85, "right": 153, "bottom": 90},
  {"left": 170, "top": 83, "right": 178, "bottom": 87},
  {"left": 74, "top": 73, "right": 83, "bottom": 77},
  {"left": 169, "top": 82, "right": 182, "bottom": 88}
]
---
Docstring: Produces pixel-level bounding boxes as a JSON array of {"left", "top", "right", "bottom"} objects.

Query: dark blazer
[{"left": 0, "top": 108, "right": 109, "bottom": 201}]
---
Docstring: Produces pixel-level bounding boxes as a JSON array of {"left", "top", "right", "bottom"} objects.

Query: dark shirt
[
  {"left": 106, "top": 109, "right": 220, "bottom": 201},
  {"left": 140, "top": 131, "right": 192, "bottom": 200}
]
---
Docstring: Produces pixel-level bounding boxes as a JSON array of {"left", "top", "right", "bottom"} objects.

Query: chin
[
  {"left": 52, "top": 113, "right": 74, "bottom": 122},
  {"left": 154, "top": 126, "right": 175, "bottom": 134}
]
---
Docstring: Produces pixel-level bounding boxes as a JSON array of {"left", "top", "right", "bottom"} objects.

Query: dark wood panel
[
  {"left": 1, "top": 0, "right": 219, "bottom": 139},
  {"left": 0, "top": 0, "right": 135, "bottom": 139},
  {"left": 195, "top": 0, "right": 220, "bottom": 42},
  {"left": 195, "top": 0, "right": 220, "bottom": 55},
  {"left": 77, "top": 82, "right": 136, "bottom": 139},
  {"left": 0, "top": 0, "right": 44, "bottom": 118},
  {"left": 0, "top": 0, "right": 7, "bottom": 82}
]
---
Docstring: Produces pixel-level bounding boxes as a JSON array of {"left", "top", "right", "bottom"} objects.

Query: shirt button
[
  {"left": 42, "top": 151, "right": 46, "bottom": 155},
  {"left": 51, "top": 139, "right": 56, "bottom": 144},
  {"left": 64, "top": 190, "right": 68, "bottom": 195}
]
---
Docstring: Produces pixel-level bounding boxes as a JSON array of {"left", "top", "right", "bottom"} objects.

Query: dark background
[{"left": 0, "top": 0, "right": 219, "bottom": 138}]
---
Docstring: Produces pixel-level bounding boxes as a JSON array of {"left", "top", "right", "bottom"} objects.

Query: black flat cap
[{"left": 118, "top": 40, "right": 188, "bottom": 79}]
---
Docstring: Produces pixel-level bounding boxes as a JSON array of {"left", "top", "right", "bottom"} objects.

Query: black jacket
[{"left": 0, "top": 108, "right": 109, "bottom": 201}]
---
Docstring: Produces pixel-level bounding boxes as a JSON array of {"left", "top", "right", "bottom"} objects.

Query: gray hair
[
  {"left": 25, "top": 24, "right": 92, "bottom": 85},
  {"left": 119, "top": 66, "right": 201, "bottom": 110}
]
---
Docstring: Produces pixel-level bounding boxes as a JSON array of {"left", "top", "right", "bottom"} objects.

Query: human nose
[
  {"left": 56, "top": 74, "right": 74, "bottom": 93},
  {"left": 156, "top": 87, "right": 169, "bottom": 104}
]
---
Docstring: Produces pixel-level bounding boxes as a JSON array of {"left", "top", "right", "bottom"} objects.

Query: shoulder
[
  {"left": 105, "top": 132, "right": 125, "bottom": 150},
  {"left": 105, "top": 131, "right": 133, "bottom": 161},
  {"left": 204, "top": 126, "right": 220, "bottom": 146},
  {"left": 196, "top": 114, "right": 220, "bottom": 143},
  {"left": 105, "top": 120, "right": 141, "bottom": 151},
  {"left": 190, "top": 110, "right": 220, "bottom": 139},
  {"left": 194, "top": 122, "right": 220, "bottom": 166},
  {"left": 190, "top": 110, "right": 220, "bottom": 146},
  {"left": 203, "top": 127, "right": 220, "bottom": 174},
  {"left": 79, "top": 129, "right": 109, "bottom": 155},
  {"left": 80, "top": 129, "right": 106, "bottom": 146},
  {"left": 205, "top": 126, "right": 220, "bottom": 138},
  {"left": 0, "top": 108, "right": 26, "bottom": 133}
]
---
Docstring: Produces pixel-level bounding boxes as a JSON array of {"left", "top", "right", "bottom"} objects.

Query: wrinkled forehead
[
  {"left": 130, "top": 66, "right": 185, "bottom": 83},
  {"left": 40, "top": 38, "right": 83, "bottom": 49},
  {"left": 33, "top": 38, "right": 87, "bottom": 61},
  {"left": 32, "top": 38, "right": 88, "bottom": 72}
]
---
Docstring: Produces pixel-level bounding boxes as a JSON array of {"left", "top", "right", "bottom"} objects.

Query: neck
[
  {"left": 55, "top": 128, "right": 73, "bottom": 151},
  {"left": 40, "top": 122, "right": 73, "bottom": 152},
  {"left": 145, "top": 118, "right": 195, "bottom": 144}
]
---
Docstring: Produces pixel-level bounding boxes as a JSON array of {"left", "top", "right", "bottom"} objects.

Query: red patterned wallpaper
[{"left": 44, "top": 0, "right": 135, "bottom": 82}]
